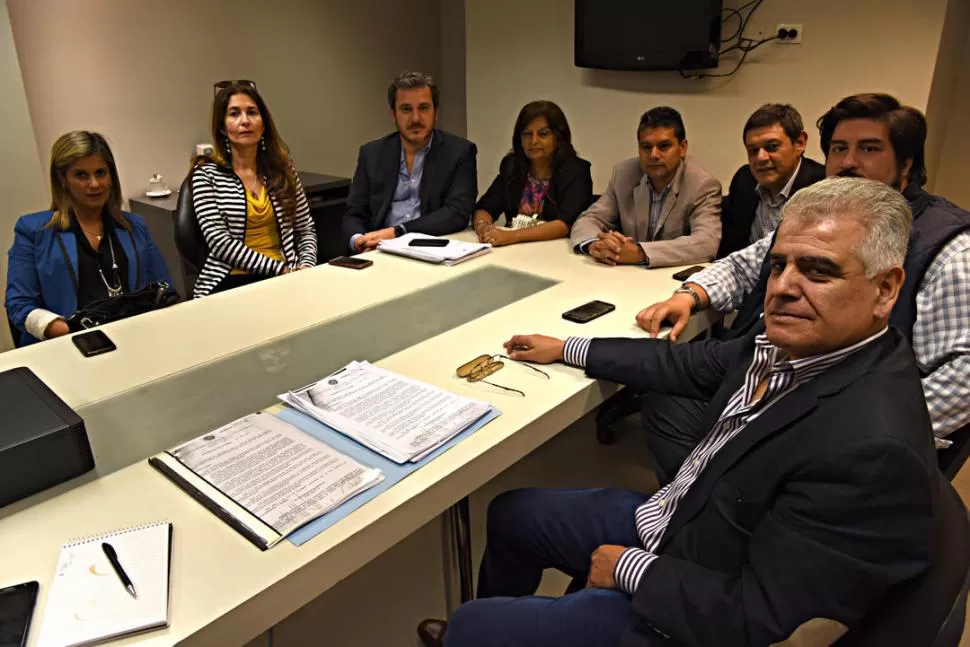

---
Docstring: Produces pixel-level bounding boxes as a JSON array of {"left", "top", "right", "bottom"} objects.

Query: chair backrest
[
  {"left": 174, "top": 176, "right": 208, "bottom": 274},
  {"left": 7, "top": 315, "right": 20, "bottom": 349},
  {"left": 938, "top": 425, "right": 970, "bottom": 481},
  {"left": 840, "top": 474, "right": 969, "bottom": 646}
]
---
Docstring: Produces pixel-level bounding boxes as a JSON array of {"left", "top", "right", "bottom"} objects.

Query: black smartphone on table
[
  {"left": 71, "top": 329, "right": 116, "bottom": 357},
  {"left": 408, "top": 238, "right": 450, "bottom": 247},
  {"left": 0, "top": 581, "right": 39, "bottom": 647},
  {"left": 562, "top": 300, "right": 616, "bottom": 324},
  {"left": 671, "top": 265, "right": 706, "bottom": 282},
  {"left": 328, "top": 256, "right": 373, "bottom": 270}
]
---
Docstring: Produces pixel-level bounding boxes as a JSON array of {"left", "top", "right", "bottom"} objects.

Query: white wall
[
  {"left": 466, "top": 0, "right": 950, "bottom": 192},
  {"left": 934, "top": 36, "right": 970, "bottom": 210},
  {"left": 0, "top": 0, "right": 46, "bottom": 352},
  {"left": 7, "top": 0, "right": 443, "bottom": 206},
  {"left": 925, "top": 0, "right": 970, "bottom": 192}
]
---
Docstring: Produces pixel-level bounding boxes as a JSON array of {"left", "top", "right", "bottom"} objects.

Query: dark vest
[{"left": 723, "top": 187, "right": 970, "bottom": 344}]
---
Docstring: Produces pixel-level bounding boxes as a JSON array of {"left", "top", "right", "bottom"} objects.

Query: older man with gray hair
[
  {"left": 417, "top": 177, "right": 963, "bottom": 647},
  {"left": 343, "top": 71, "right": 477, "bottom": 253}
]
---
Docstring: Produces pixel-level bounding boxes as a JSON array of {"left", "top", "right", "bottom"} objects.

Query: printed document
[
  {"left": 281, "top": 361, "right": 492, "bottom": 463},
  {"left": 167, "top": 412, "right": 383, "bottom": 538}
]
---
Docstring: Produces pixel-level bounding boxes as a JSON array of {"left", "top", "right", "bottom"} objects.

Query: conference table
[{"left": 0, "top": 231, "right": 711, "bottom": 646}]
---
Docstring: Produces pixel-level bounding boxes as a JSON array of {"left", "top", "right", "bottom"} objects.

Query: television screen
[{"left": 575, "top": 0, "right": 723, "bottom": 71}]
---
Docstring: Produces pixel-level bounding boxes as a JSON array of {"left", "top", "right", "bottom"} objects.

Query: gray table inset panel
[{"left": 1, "top": 266, "right": 556, "bottom": 518}]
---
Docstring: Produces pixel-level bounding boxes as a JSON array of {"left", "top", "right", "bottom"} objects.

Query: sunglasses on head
[{"left": 214, "top": 80, "right": 257, "bottom": 97}]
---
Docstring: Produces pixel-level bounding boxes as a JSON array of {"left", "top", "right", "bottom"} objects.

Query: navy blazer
[
  {"left": 475, "top": 153, "right": 593, "bottom": 228},
  {"left": 717, "top": 157, "right": 826, "bottom": 258},
  {"left": 342, "top": 129, "right": 478, "bottom": 244},
  {"left": 583, "top": 327, "right": 940, "bottom": 646},
  {"left": 5, "top": 210, "right": 174, "bottom": 346}
]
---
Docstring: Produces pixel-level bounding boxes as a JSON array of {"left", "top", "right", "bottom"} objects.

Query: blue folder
[{"left": 274, "top": 406, "right": 501, "bottom": 546}]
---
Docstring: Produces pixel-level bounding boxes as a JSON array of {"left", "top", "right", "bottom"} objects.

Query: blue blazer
[{"left": 5, "top": 210, "right": 174, "bottom": 346}]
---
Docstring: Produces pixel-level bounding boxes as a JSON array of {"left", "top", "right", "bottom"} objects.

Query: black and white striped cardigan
[{"left": 190, "top": 162, "right": 317, "bottom": 297}]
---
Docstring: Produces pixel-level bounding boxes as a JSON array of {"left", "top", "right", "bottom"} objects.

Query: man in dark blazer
[
  {"left": 417, "top": 178, "right": 954, "bottom": 647},
  {"left": 343, "top": 71, "right": 477, "bottom": 253},
  {"left": 717, "top": 103, "right": 825, "bottom": 258}
]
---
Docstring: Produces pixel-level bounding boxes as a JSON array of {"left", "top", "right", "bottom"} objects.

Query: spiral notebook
[{"left": 37, "top": 521, "right": 173, "bottom": 647}]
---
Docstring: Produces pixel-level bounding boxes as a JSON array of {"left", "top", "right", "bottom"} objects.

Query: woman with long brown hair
[
  {"left": 5, "top": 131, "right": 173, "bottom": 346},
  {"left": 473, "top": 100, "right": 593, "bottom": 247},
  {"left": 190, "top": 80, "right": 316, "bottom": 297}
]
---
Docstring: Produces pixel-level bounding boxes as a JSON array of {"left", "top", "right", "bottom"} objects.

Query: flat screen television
[{"left": 575, "top": 0, "right": 723, "bottom": 71}]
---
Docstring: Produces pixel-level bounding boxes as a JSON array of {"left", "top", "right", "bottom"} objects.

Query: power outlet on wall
[{"left": 776, "top": 23, "right": 803, "bottom": 43}]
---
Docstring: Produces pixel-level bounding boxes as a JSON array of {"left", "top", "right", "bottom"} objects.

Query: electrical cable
[
  {"left": 680, "top": 0, "right": 774, "bottom": 79},
  {"left": 721, "top": 8, "right": 744, "bottom": 42},
  {"left": 684, "top": 34, "right": 778, "bottom": 78}
]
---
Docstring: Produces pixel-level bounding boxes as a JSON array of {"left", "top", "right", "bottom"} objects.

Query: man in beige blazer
[{"left": 571, "top": 107, "right": 722, "bottom": 267}]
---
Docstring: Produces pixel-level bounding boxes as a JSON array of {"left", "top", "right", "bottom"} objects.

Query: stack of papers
[
  {"left": 281, "top": 361, "right": 494, "bottom": 463},
  {"left": 378, "top": 233, "right": 491, "bottom": 265},
  {"left": 150, "top": 413, "right": 383, "bottom": 549}
]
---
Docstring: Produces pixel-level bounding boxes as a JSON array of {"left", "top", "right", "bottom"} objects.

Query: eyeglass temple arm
[
  {"left": 480, "top": 380, "right": 525, "bottom": 397},
  {"left": 494, "top": 355, "right": 550, "bottom": 379}
]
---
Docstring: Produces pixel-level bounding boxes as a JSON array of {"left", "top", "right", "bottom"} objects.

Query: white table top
[{"left": 0, "top": 233, "right": 707, "bottom": 646}]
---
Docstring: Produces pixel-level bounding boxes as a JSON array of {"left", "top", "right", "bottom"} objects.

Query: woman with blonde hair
[
  {"left": 5, "top": 131, "right": 173, "bottom": 346},
  {"left": 190, "top": 80, "right": 316, "bottom": 297}
]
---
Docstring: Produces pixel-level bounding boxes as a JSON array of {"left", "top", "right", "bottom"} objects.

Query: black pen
[{"left": 101, "top": 542, "right": 137, "bottom": 599}]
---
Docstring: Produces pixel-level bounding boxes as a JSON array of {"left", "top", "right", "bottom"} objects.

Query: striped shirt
[
  {"left": 750, "top": 159, "right": 801, "bottom": 244},
  {"left": 647, "top": 178, "right": 671, "bottom": 241},
  {"left": 562, "top": 328, "right": 888, "bottom": 594},
  {"left": 190, "top": 163, "right": 317, "bottom": 298},
  {"left": 689, "top": 230, "right": 970, "bottom": 444}
]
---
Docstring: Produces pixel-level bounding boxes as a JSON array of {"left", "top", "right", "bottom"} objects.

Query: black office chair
[
  {"left": 175, "top": 176, "right": 209, "bottom": 275},
  {"left": 842, "top": 475, "right": 969, "bottom": 646},
  {"left": 938, "top": 425, "right": 970, "bottom": 481},
  {"left": 7, "top": 316, "right": 20, "bottom": 349}
]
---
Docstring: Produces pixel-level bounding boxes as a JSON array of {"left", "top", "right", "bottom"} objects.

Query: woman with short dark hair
[
  {"left": 190, "top": 81, "right": 316, "bottom": 297},
  {"left": 473, "top": 100, "right": 593, "bottom": 247},
  {"left": 5, "top": 130, "right": 173, "bottom": 346}
]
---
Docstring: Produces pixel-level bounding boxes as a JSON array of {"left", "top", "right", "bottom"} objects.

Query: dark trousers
[
  {"left": 640, "top": 391, "right": 708, "bottom": 486},
  {"left": 445, "top": 488, "right": 648, "bottom": 647},
  {"left": 211, "top": 273, "right": 270, "bottom": 294}
]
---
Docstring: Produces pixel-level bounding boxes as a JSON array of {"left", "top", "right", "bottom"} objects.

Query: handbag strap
[{"left": 54, "top": 232, "right": 80, "bottom": 292}]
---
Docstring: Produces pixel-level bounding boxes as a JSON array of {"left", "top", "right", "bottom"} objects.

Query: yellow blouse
[{"left": 230, "top": 187, "right": 284, "bottom": 275}]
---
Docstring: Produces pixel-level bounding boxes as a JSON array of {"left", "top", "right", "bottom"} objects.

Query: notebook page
[{"left": 38, "top": 522, "right": 171, "bottom": 647}]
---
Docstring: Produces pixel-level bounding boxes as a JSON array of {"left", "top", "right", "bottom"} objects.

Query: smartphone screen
[
  {"left": 0, "top": 582, "right": 39, "bottom": 647},
  {"left": 562, "top": 300, "right": 616, "bottom": 323},
  {"left": 71, "top": 330, "right": 116, "bottom": 357},
  {"left": 328, "top": 256, "right": 373, "bottom": 269},
  {"left": 671, "top": 265, "right": 706, "bottom": 282},
  {"left": 409, "top": 238, "right": 450, "bottom": 247}
]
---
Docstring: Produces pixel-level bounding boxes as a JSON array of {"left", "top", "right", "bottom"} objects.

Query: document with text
[
  {"left": 149, "top": 412, "right": 383, "bottom": 549},
  {"left": 280, "top": 361, "right": 493, "bottom": 463}
]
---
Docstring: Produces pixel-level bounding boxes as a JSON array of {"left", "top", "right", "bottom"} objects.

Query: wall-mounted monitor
[{"left": 575, "top": 0, "right": 724, "bottom": 71}]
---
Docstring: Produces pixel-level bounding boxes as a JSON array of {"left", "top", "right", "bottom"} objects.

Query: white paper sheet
[
  {"left": 169, "top": 412, "right": 383, "bottom": 535},
  {"left": 281, "top": 362, "right": 492, "bottom": 463}
]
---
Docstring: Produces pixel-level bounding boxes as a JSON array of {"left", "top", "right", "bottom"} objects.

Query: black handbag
[{"left": 66, "top": 281, "right": 180, "bottom": 332}]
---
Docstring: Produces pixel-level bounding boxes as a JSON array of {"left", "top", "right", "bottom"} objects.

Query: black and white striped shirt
[
  {"left": 190, "top": 162, "right": 317, "bottom": 297},
  {"left": 562, "top": 328, "right": 888, "bottom": 594}
]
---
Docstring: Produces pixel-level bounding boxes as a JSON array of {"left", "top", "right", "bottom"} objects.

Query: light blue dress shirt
[{"left": 350, "top": 134, "right": 433, "bottom": 251}]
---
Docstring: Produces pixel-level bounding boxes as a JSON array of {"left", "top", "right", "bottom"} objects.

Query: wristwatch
[
  {"left": 394, "top": 224, "right": 407, "bottom": 237},
  {"left": 673, "top": 285, "right": 702, "bottom": 313}
]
